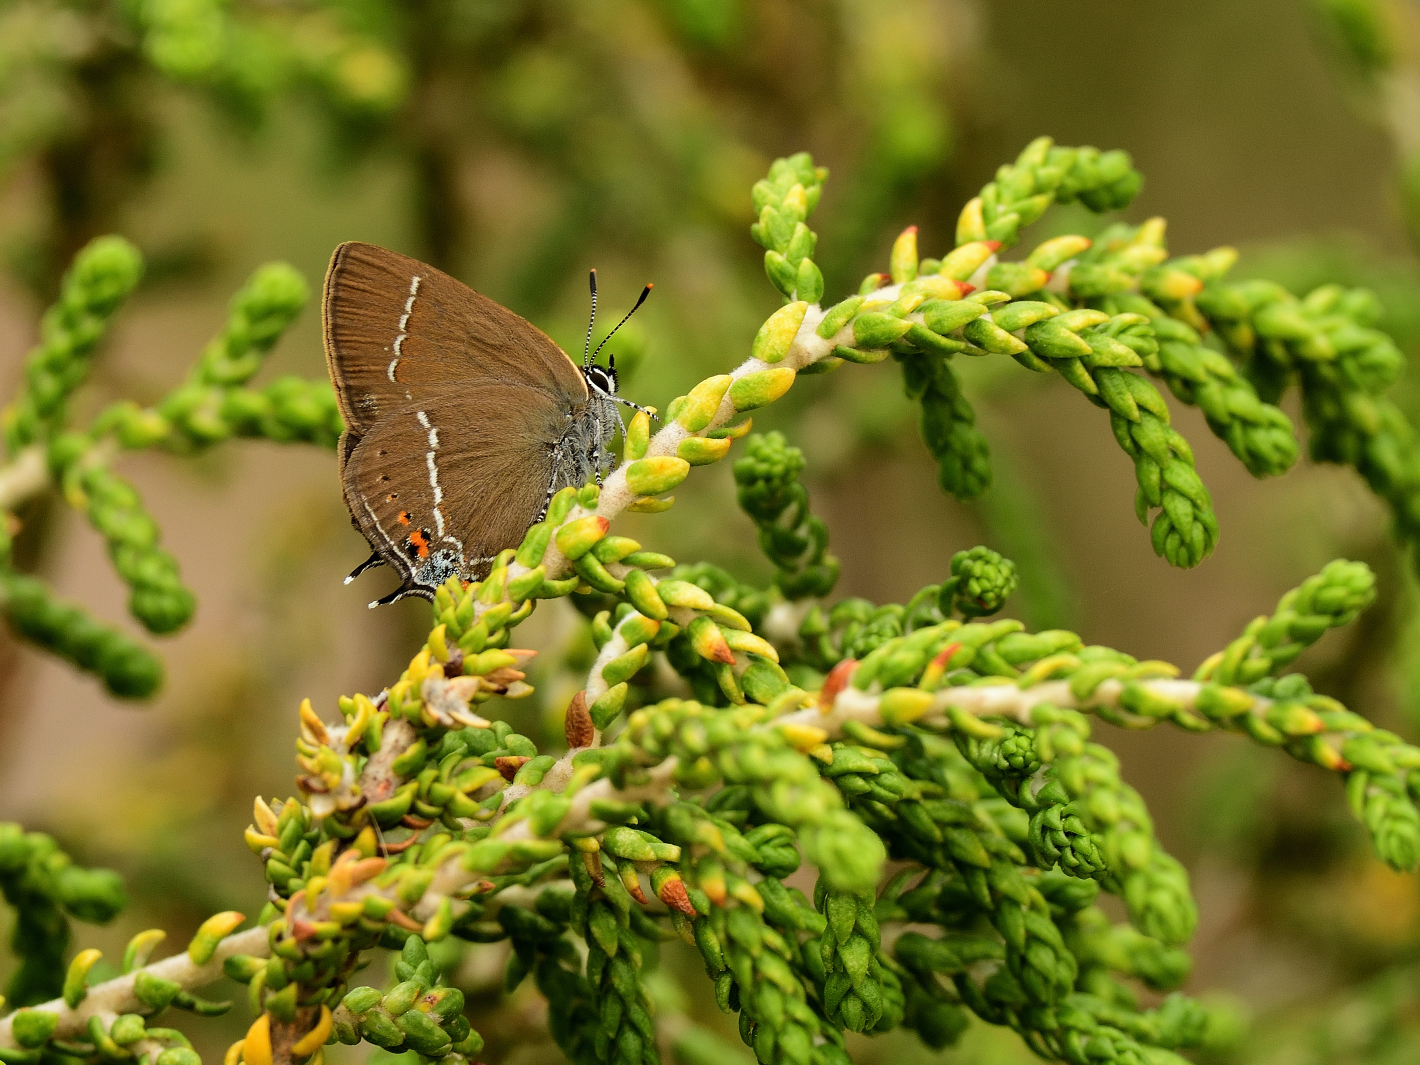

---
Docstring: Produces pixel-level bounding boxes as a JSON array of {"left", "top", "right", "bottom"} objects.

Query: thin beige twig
[{"left": 0, "top": 926, "right": 271, "bottom": 1050}]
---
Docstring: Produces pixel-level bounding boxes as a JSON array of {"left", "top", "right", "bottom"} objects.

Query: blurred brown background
[{"left": 3, "top": 0, "right": 1419, "bottom": 1061}]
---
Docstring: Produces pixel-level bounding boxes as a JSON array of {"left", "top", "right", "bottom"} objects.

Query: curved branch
[
  {"left": 0, "top": 926, "right": 270, "bottom": 1050},
  {"left": 0, "top": 446, "right": 49, "bottom": 514}
]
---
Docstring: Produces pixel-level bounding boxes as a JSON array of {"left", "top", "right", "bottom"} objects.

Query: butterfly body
[{"left": 323, "top": 242, "right": 637, "bottom": 606}]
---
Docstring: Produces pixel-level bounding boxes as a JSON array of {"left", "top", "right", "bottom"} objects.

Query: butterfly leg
[
  {"left": 589, "top": 422, "right": 602, "bottom": 486},
  {"left": 538, "top": 438, "right": 573, "bottom": 522},
  {"left": 344, "top": 550, "right": 386, "bottom": 584},
  {"left": 595, "top": 398, "right": 624, "bottom": 483},
  {"left": 588, "top": 405, "right": 608, "bottom": 486}
]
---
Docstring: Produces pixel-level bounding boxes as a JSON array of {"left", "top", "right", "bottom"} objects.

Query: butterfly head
[{"left": 584, "top": 359, "right": 618, "bottom": 397}]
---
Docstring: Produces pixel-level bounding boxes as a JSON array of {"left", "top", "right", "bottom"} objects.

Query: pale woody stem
[
  {"left": 582, "top": 615, "right": 633, "bottom": 748},
  {"left": 580, "top": 580, "right": 702, "bottom": 748},
  {"left": 761, "top": 599, "right": 815, "bottom": 650},
  {"left": 507, "top": 673, "right": 1302, "bottom": 859},
  {"left": 0, "top": 926, "right": 271, "bottom": 1050},
  {"left": 496, "top": 676, "right": 1261, "bottom": 852},
  {"left": 0, "top": 446, "right": 49, "bottom": 514},
  {"left": 775, "top": 676, "right": 1272, "bottom": 736},
  {"left": 495, "top": 759, "right": 682, "bottom": 848}
]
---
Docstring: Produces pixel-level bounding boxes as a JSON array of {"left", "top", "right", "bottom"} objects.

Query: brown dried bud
[
  {"left": 565, "top": 691, "right": 594, "bottom": 747},
  {"left": 495, "top": 755, "right": 530, "bottom": 782},
  {"left": 420, "top": 674, "right": 491, "bottom": 728}
]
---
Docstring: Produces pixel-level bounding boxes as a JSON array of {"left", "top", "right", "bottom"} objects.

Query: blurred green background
[{"left": 4, "top": 0, "right": 1420, "bottom": 1061}]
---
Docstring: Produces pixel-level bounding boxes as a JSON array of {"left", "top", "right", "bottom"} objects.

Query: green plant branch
[
  {"left": 733, "top": 433, "right": 840, "bottom": 601},
  {"left": 1194, "top": 278, "right": 1420, "bottom": 564},
  {"left": 196, "top": 564, "right": 1382, "bottom": 1065},
  {"left": 9, "top": 142, "right": 1415, "bottom": 1065},
  {"left": 951, "top": 715, "right": 1196, "bottom": 945},
  {"left": 187, "top": 144, "right": 1413, "bottom": 1065},
  {"left": 778, "top": 658, "right": 1408, "bottom": 807},
  {"left": 0, "top": 824, "right": 127, "bottom": 1008},
  {"left": 215, "top": 561, "right": 1386, "bottom": 1053},
  {"left": 773, "top": 549, "right": 1016, "bottom": 679},
  {"left": 0, "top": 237, "right": 334, "bottom": 697},
  {"left": 0, "top": 924, "right": 267, "bottom": 1052}
]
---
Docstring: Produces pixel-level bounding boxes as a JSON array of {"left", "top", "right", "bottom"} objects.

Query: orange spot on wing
[
  {"left": 397, "top": 511, "right": 411, "bottom": 526},
  {"left": 409, "top": 529, "right": 430, "bottom": 558}
]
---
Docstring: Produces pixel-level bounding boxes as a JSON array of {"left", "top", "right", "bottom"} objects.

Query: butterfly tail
[{"left": 345, "top": 550, "right": 386, "bottom": 584}]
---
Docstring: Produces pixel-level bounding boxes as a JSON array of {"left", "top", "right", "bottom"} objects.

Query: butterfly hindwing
[
  {"left": 322, "top": 241, "right": 587, "bottom": 435},
  {"left": 340, "top": 382, "right": 574, "bottom": 598}
]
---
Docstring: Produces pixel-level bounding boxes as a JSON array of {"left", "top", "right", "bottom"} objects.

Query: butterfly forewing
[
  {"left": 340, "top": 382, "right": 571, "bottom": 595},
  {"left": 323, "top": 241, "right": 587, "bottom": 434}
]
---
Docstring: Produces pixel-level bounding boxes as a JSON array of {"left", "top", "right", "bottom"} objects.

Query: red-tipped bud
[
  {"left": 819, "top": 658, "right": 858, "bottom": 710},
  {"left": 656, "top": 873, "right": 697, "bottom": 916}
]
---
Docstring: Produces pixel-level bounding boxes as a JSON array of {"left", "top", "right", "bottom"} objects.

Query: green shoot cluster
[
  {"left": 0, "top": 238, "right": 339, "bottom": 697},
  {"left": 5, "top": 139, "right": 1420, "bottom": 1065}
]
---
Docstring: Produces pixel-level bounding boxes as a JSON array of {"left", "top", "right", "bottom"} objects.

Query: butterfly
[{"left": 322, "top": 242, "right": 650, "bottom": 606}]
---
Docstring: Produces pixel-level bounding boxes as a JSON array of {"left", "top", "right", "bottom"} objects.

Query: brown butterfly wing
[
  {"left": 322, "top": 241, "right": 587, "bottom": 435},
  {"left": 341, "top": 382, "right": 575, "bottom": 598}
]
